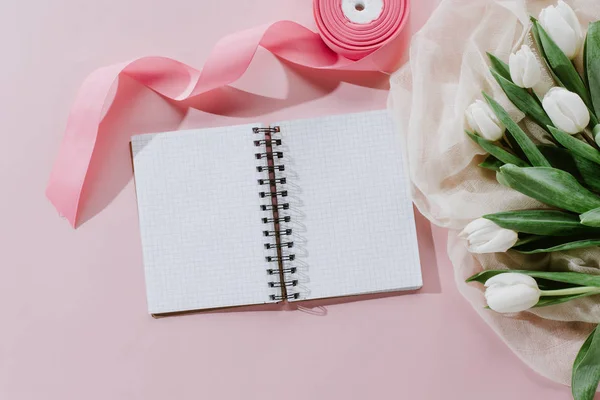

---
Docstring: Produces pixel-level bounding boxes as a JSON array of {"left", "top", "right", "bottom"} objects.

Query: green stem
[
  {"left": 590, "top": 110, "right": 599, "bottom": 127},
  {"left": 577, "top": 131, "right": 599, "bottom": 150},
  {"left": 540, "top": 286, "right": 600, "bottom": 297}
]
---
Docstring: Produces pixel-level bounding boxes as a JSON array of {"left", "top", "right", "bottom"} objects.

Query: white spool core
[{"left": 341, "top": 0, "right": 384, "bottom": 24}]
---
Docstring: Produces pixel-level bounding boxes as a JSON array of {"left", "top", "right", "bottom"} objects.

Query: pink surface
[
  {"left": 0, "top": 0, "right": 577, "bottom": 399},
  {"left": 46, "top": 0, "right": 410, "bottom": 228}
]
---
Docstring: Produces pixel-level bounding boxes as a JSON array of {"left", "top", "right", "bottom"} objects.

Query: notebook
[{"left": 131, "top": 110, "right": 422, "bottom": 315}]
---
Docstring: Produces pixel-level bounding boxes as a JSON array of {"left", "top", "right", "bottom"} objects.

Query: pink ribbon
[{"left": 47, "top": 0, "right": 410, "bottom": 227}]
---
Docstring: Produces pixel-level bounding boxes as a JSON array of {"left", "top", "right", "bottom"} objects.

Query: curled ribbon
[{"left": 47, "top": 0, "right": 410, "bottom": 227}]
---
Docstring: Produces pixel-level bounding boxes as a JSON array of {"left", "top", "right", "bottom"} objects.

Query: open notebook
[{"left": 131, "top": 110, "right": 422, "bottom": 315}]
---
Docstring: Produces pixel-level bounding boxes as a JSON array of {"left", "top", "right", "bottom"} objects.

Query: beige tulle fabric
[{"left": 389, "top": 0, "right": 600, "bottom": 386}]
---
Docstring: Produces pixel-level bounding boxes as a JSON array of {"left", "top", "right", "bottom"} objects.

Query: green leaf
[
  {"left": 548, "top": 126, "right": 600, "bottom": 165},
  {"left": 513, "top": 236, "right": 600, "bottom": 254},
  {"left": 539, "top": 145, "right": 600, "bottom": 193},
  {"left": 514, "top": 234, "right": 545, "bottom": 247},
  {"left": 590, "top": 111, "right": 599, "bottom": 128},
  {"left": 536, "top": 292, "right": 599, "bottom": 307},
  {"left": 479, "top": 155, "right": 505, "bottom": 171},
  {"left": 467, "top": 269, "right": 600, "bottom": 287},
  {"left": 498, "top": 164, "right": 600, "bottom": 213},
  {"left": 572, "top": 325, "right": 600, "bottom": 400},
  {"left": 483, "top": 93, "right": 551, "bottom": 167},
  {"left": 587, "top": 23, "right": 600, "bottom": 126},
  {"left": 531, "top": 17, "right": 564, "bottom": 86},
  {"left": 466, "top": 131, "right": 528, "bottom": 167},
  {"left": 490, "top": 69, "right": 554, "bottom": 129},
  {"left": 535, "top": 277, "right": 580, "bottom": 291},
  {"left": 505, "top": 132, "right": 529, "bottom": 161},
  {"left": 537, "top": 145, "right": 581, "bottom": 175},
  {"left": 581, "top": 207, "right": 600, "bottom": 227},
  {"left": 587, "top": 22, "right": 600, "bottom": 118},
  {"left": 495, "top": 170, "right": 510, "bottom": 187},
  {"left": 484, "top": 210, "right": 600, "bottom": 236},
  {"left": 574, "top": 328, "right": 595, "bottom": 375},
  {"left": 534, "top": 19, "right": 593, "bottom": 109},
  {"left": 487, "top": 52, "right": 511, "bottom": 81},
  {"left": 538, "top": 145, "right": 581, "bottom": 175},
  {"left": 584, "top": 26, "right": 590, "bottom": 90},
  {"left": 575, "top": 156, "right": 600, "bottom": 193}
]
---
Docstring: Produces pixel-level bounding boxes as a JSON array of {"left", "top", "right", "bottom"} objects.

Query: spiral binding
[
  {"left": 254, "top": 139, "right": 282, "bottom": 146},
  {"left": 256, "top": 151, "right": 283, "bottom": 160},
  {"left": 258, "top": 178, "right": 286, "bottom": 185},
  {"left": 264, "top": 241, "right": 294, "bottom": 249},
  {"left": 267, "top": 267, "right": 296, "bottom": 275},
  {"left": 256, "top": 165, "right": 285, "bottom": 172},
  {"left": 262, "top": 216, "right": 291, "bottom": 224},
  {"left": 263, "top": 228, "right": 292, "bottom": 237},
  {"left": 270, "top": 293, "right": 300, "bottom": 301},
  {"left": 253, "top": 125, "right": 298, "bottom": 302},
  {"left": 259, "top": 190, "right": 287, "bottom": 198},
  {"left": 260, "top": 203, "right": 289, "bottom": 211},
  {"left": 266, "top": 254, "right": 295, "bottom": 262}
]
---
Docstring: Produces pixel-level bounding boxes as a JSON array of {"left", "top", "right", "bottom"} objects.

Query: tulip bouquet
[{"left": 463, "top": 1, "right": 600, "bottom": 398}]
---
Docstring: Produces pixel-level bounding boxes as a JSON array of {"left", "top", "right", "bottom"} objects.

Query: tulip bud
[
  {"left": 509, "top": 45, "right": 542, "bottom": 89},
  {"left": 465, "top": 100, "right": 505, "bottom": 141},
  {"left": 539, "top": 0, "right": 583, "bottom": 60},
  {"left": 542, "top": 87, "right": 590, "bottom": 134},
  {"left": 484, "top": 273, "right": 541, "bottom": 313},
  {"left": 459, "top": 218, "right": 518, "bottom": 253}
]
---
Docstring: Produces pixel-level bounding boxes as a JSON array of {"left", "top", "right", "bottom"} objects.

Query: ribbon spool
[
  {"left": 315, "top": 0, "right": 408, "bottom": 61},
  {"left": 46, "top": 0, "right": 411, "bottom": 227}
]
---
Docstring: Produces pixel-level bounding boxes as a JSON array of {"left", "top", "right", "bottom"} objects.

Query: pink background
[{"left": 0, "top": 0, "right": 581, "bottom": 398}]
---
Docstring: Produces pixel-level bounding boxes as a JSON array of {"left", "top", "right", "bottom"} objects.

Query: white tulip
[
  {"left": 539, "top": 0, "right": 583, "bottom": 60},
  {"left": 509, "top": 45, "right": 541, "bottom": 89},
  {"left": 484, "top": 273, "right": 541, "bottom": 313},
  {"left": 465, "top": 100, "right": 505, "bottom": 141},
  {"left": 459, "top": 218, "right": 518, "bottom": 254},
  {"left": 542, "top": 87, "right": 590, "bottom": 134}
]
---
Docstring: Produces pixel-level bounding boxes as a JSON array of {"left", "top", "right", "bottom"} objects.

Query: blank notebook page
[
  {"left": 131, "top": 124, "right": 273, "bottom": 314},
  {"left": 278, "top": 110, "right": 422, "bottom": 301}
]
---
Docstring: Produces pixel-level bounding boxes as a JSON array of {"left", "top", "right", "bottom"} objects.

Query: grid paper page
[
  {"left": 276, "top": 110, "right": 422, "bottom": 301},
  {"left": 131, "top": 124, "right": 275, "bottom": 314}
]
